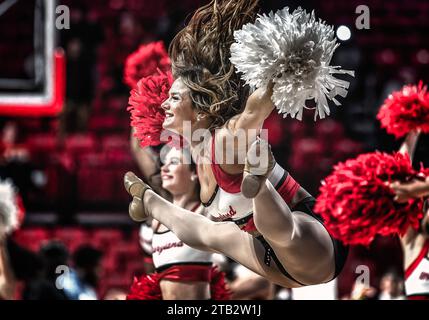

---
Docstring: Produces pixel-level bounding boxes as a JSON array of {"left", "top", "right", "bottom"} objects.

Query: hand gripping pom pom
[
  {"left": 377, "top": 81, "right": 429, "bottom": 139},
  {"left": 230, "top": 7, "right": 354, "bottom": 121},
  {"left": 123, "top": 41, "right": 171, "bottom": 89},
  {"left": 314, "top": 152, "right": 428, "bottom": 246},
  {"left": 127, "top": 70, "right": 173, "bottom": 148}
]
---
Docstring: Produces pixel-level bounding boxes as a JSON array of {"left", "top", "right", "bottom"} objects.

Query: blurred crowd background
[{"left": 0, "top": 0, "right": 428, "bottom": 299}]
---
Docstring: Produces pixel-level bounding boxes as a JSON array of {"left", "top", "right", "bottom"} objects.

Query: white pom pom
[
  {"left": 230, "top": 7, "right": 355, "bottom": 121},
  {"left": 0, "top": 180, "right": 18, "bottom": 234}
]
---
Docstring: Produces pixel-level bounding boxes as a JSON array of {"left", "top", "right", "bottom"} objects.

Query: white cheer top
[{"left": 150, "top": 204, "right": 213, "bottom": 270}]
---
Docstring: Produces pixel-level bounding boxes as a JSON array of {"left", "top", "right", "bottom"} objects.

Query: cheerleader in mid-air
[
  {"left": 124, "top": 46, "right": 229, "bottom": 300},
  {"left": 125, "top": 0, "right": 351, "bottom": 288}
]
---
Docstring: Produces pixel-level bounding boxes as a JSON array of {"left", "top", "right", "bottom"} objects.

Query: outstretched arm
[
  {"left": 422, "top": 206, "right": 429, "bottom": 237},
  {"left": 130, "top": 129, "right": 170, "bottom": 199},
  {"left": 130, "top": 129, "right": 159, "bottom": 184},
  {"left": 217, "top": 83, "right": 275, "bottom": 174},
  {"left": 231, "top": 82, "right": 275, "bottom": 133},
  {"left": 398, "top": 130, "right": 420, "bottom": 162},
  {"left": 394, "top": 130, "right": 429, "bottom": 244},
  {"left": 391, "top": 130, "right": 426, "bottom": 202}
]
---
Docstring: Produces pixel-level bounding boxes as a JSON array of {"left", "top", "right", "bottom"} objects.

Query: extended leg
[
  {"left": 241, "top": 142, "right": 336, "bottom": 285},
  {"left": 250, "top": 179, "right": 335, "bottom": 285},
  {"left": 144, "top": 190, "right": 301, "bottom": 287},
  {"left": 127, "top": 179, "right": 300, "bottom": 287}
]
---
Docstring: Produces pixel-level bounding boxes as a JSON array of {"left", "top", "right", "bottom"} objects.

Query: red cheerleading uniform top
[{"left": 203, "top": 132, "right": 300, "bottom": 234}]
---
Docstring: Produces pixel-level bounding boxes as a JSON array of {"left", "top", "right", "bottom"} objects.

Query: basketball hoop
[{"left": 0, "top": 0, "right": 65, "bottom": 117}]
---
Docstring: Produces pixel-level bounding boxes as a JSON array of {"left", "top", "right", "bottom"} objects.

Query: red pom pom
[
  {"left": 126, "top": 274, "right": 162, "bottom": 300},
  {"left": 124, "top": 41, "right": 171, "bottom": 89},
  {"left": 126, "top": 267, "right": 231, "bottom": 300},
  {"left": 210, "top": 266, "right": 231, "bottom": 300},
  {"left": 377, "top": 81, "right": 429, "bottom": 138},
  {"left": 128, "top": 70, "right": 173, "bottom": 148},
  {"left": 314, "top": 152, "right": 427, "bottom": 246}
]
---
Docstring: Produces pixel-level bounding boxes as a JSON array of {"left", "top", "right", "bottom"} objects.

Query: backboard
[{"left": 0, "top": 0, "right": 64, "bottom": 117}]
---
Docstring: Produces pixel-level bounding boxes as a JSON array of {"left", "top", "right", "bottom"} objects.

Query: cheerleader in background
[
  {"left": 376, "top": 81, "right": 429, "bottom": 300},
  {"left": 390, "top": 131, "right": 429, "bottom": 300},
  {"left": 128, "top": 138, "right": 229, "bottom": 300},
  {"left": 130, "top": 130, "right": 168, "bottom": 277}
]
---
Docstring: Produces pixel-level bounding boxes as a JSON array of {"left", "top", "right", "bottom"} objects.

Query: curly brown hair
[{"left": 169, "top": 0, "right": 259, "bottom": 130}]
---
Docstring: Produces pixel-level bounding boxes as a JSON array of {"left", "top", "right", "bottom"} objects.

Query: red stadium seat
[
  {"left": 64, "top": 134, "right": 98, "bottom": 155},
  {"left": 77, "top": 167, "right": 114, "bottom": 202},
  {"left": 92, "top": 229, "right": 124, "bottom": 248},
  {"left": 111, "top": 241, "right": 141, "bottom": 259},
  {"left": 12, "top": 228, "right": 51, "bottom": 251},
  {"left": 26, "top": 134, "right": 58, "bottom": 154},
  {"left": 101, "top": 135, "right": 129, "bottom": 152},
  {"left": 314, "top": 119, "right": 344, "bottom": 143},
  {"left": 88, "top": 115, "right": 121, "bottom": 132},
  {"left": 51, "top": 228, "right": 90, "bottom": 251},
  {"left": 333, "top": 138, "right": 363, "bottom": 161}
]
